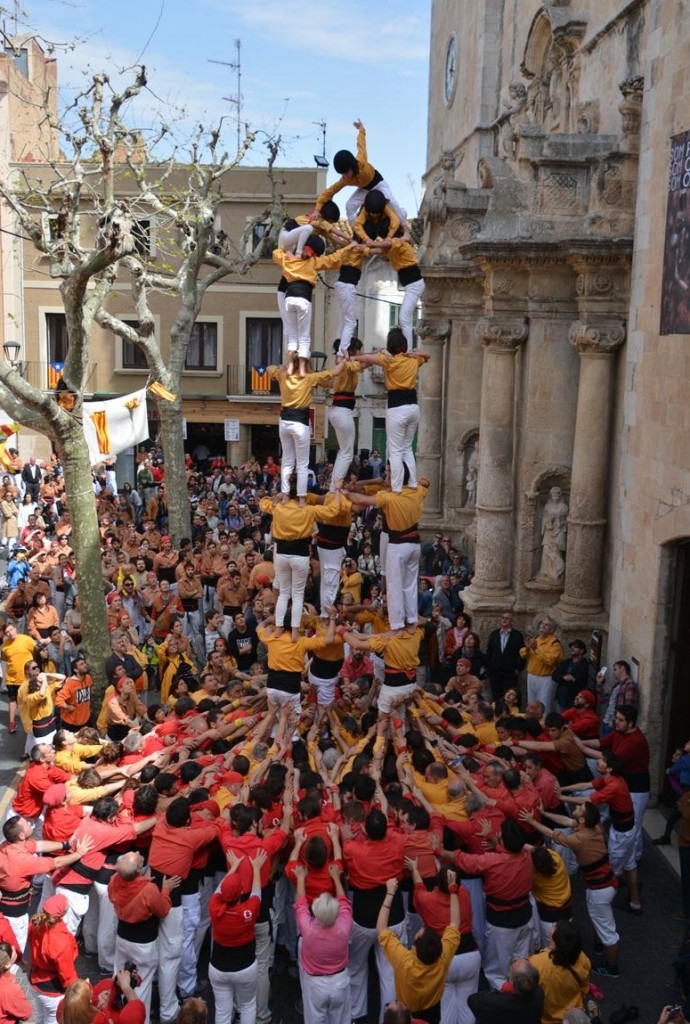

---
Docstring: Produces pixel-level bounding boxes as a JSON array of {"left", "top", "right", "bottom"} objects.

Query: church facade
[{"left": 418, "top": 0, "right": 690, "bottom": 787}]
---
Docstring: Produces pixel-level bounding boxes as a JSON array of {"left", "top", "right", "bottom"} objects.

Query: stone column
[
  {"left": 462, "top": 317, "right": 528, "bottom": 609},
  {"left": 416, "top": 319, "right": 450, "bottom": 518},
  {"left": 555, "top": 319, "right": 626, "bottom": 621}
]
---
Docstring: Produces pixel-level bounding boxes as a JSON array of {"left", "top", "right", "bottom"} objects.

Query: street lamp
[
  {"left": 3, "top": 340, "right": 20, "bottom": 366},
  {"left": 311, "top": 351, "right": 327, "bottom": 371}
]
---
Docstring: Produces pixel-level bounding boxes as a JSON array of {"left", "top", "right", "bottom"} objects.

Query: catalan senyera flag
[
  {"left": 48, "top": 362, "right": 64, "bottom": 389},
  {"left": 82, "top": 388, "right": 149, "bottom": 466},
  {"left": 251, "top": 366, "right": 271, "bottom": 394},
  {"left": 0, "top": 408, "right": 20, "bottom": 470},
  {"left": 148, "top": 380, "right": 176, "bottom": 403}
]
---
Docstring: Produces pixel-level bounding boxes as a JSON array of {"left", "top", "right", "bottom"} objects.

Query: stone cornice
[
  {"left": 476, "top": 318, "right": 529, "bottom": 349},
  {"left": 417, "top": 319, "right": 452, "bottom": 344},
  {"left": 569, "top": 319, "right": 626, "bottom": 354}
]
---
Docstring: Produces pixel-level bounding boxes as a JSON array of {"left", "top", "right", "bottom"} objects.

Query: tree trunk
[
  {"left": 55, "top": 420, "right": 111, "bottom": 707},
  {"left": 157, "top": 394, "right": 190, "bottom": 546}
]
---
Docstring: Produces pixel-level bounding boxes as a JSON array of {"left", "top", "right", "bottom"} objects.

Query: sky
[{"left": 13, "top": 0, "right": 431, "bottom": 216}]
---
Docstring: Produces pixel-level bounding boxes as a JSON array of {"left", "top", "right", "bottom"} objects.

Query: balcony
[{"left": 20, "top": 361, "right": 100, "bottom": 394}]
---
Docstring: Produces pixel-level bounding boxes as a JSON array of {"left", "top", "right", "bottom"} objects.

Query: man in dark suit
[
  {"left": 21, "top": 456, "right": 42, "bottom": 502},
  {"left": 485, "top": 611, "right": 525, "bottom": 702},
  {"left": 468, "top": 959, "right": 544, "bottom": 1024}
]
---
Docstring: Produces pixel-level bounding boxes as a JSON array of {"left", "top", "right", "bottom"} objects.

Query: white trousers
[
  {"left": 299, "top": 964, "right": 351, "bottom": 1024},
  {"left": 483, "top": 919, "right": 532, "bottom": 990},
  {"left": 94, "top": 881, "right": 117, "bottom": 971},
  {"left": 399, "top": 278, "right": 426, "bottom": 348},
  {"left": 585, "top": 885, "right": 619, "bottom": 947},
  {"left": 386, "top": 541, "right": 420, "bottom": 629},
  {"left": 279, "top": 224, "right": 313, "bottom": 256},
  {"left": 266, "top": 688, "right": 302, "bottom": 718},
  {"left": 284, "top": 296, "right": 312, "bottom": 359},
  {"left": 462, "top": 876, "right": 486, "bottom": 956},
  {"left": 80, "top": 887, "right": 98, "bottom": 956},
  {"left": 378, "top": 682, "right": 416, "bottom": 715},
  {"left": 255, "top": 915, "right": 276, "bottom": 1024},
  {"left": 608, "top": 826, "right": 637, "bottom": 875},
  {"left": 345, "top": 180, "right": 406, "bottom": 226},
  {"left": 334, "top": 280, "right": 358, "bottom": 357},
  {"left": 274, "top": 552, "right": 310, "bottom": 629},
  {"left": 329, "top": 406, "right": 356, "bottom": 490},
  {"left": 279, "top": 418, "right": 311, "bottom": 496},
  {"left": 386, "top": 403, "right": 419, "bottom": 493},
  {"left": 178, "top": 890, "right": 201, "bottom": 998},
  {"left": 441, "top": 949, "right": 482, "bottom": 1024},
  {"left": 527, "top": 673, "right": 556, "bottom": 713},
  {"left": 6, "top": 913, "right": 27, "bottom": 954},
  {"left": 194, "top": 874, "right": 215, "bottom": 959},
  {"left": 33, "top": 989, "right": 60, "bottom": 1024},
  {"left": 157, "top": 903, "right": 184, "bottom": 1022},
  {"left": 115, "top": 934, "right": 158, "bottom": 1024},
  {"left": 209, "top": 960, "right": 258, "bottom": 1024},
  {"left": 318, "top": 544, "right": 345, "bottom": 611},
  {"left": 55, "top": 886, "right": 89, "bottom": 936},
  {"left": 379, "top": 533, "right": 388, "bottom": 579},
  {"left": 308, "top": 669, "right": 339, "bottom": 706},
  {"left": 631, "top": 790, "right": 650, "bottom": 861},
  {"left": 348, "top": 917, "right": 406, "bottom": 1021}
]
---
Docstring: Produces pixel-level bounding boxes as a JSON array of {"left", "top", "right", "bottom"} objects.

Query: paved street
[{"left": 0, "top": 688, "right": 684, "bottom": 1023}]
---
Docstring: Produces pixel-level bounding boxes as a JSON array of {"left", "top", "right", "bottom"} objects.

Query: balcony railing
[
  {"left": 225, "top": 364, "right": 328, "bottom": 401},
  {"left": 18, "top": 361, "right": 99, "bottom": 394}
]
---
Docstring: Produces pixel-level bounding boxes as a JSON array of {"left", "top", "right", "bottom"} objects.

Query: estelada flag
[
  {"left": 148, "top": 380, "right": 176, "bottom": 403},
  {"left": 48, "top": 362, "right": 64, "bottom": 389},
  {"left": 82, "top": 388, "right": 149, "bottom": 465}
]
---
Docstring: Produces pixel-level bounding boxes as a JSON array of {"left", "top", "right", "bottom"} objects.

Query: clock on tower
[{"left": 444, "top": 35, "right": 458, "bottom": 106}]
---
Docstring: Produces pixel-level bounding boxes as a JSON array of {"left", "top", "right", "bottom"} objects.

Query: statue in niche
[
  {"left": 537, "top": 486, "right": 569, "bottom": 584},
  {"left": 464, "top": 440, "right": 479, "bottom": 508},
  {"left": 500, "top": 82, "right": 529, "bottom": 159}
]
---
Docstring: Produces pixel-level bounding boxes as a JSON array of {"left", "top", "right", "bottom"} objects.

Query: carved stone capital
[
  {"left": 619, "top": 76, "right": 644, "bottom": 137},
  {"left": 569, "top": 319, "right": 626, "bottom": 354},
  {"left": 417, "top": 319, "right": 451, "bottom": 345},
  {"left": 476, "top": 318, "right": 529, "bottom": 349}
]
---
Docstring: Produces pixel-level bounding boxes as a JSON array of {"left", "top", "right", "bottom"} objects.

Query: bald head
[
  {"left": 117, "top": 851, "right": 143, "bottom": 880},
  {"left": 510, "top": 958, "right": 540, "bottom": 995},
  {"left": 448, "top": 778, "right": 467, "bottom": 799}
]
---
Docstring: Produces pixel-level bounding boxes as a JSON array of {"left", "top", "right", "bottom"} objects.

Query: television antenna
[{"left": 313, "top": 120, "right": 328, "bottom": 169}]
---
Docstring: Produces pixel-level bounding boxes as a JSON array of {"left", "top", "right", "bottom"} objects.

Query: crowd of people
[{"left": 0, "top": 123, "right": 683, "bottom": 1024}]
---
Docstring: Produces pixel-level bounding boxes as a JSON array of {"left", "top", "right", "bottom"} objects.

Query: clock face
[{"left": 444, "top": 35, "right": 457, "bottom": 106}]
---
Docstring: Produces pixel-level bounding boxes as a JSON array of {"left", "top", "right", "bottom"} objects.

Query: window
[
  {"left": 246, "top": 317, "right": 282, "bottom": 394},
  {"left": 388, "top": 302, "right": 420, "bottom": 335},
  {"left": 5, "top": 47, "right": 28, "bottom": 78},
  {"left": 132, "top": 219, "right": 151, "bottom": 259},
  {"left": 185, "top": 322, "right": 218, "bottom": 371},
  {"left": 46, "top": 313, "right": 68, "bottom": 363},
  {"left": 119, "top": 320, "right": 148, "bottom": 371}
]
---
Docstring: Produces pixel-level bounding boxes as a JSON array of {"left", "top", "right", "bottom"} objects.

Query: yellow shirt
[
  {"left": 329, "top": 360, "right": 361, "bottom": 394},
  {"left": 528, "top": 949, "right": 591, "bottom": 1024},
  {"left": 306, "top": 492, "right": 353, "bottom": 529},
  {"left": 1, "top": 634, "right": 37, "bottom": 687},
  {"left": 520, "top": 634, "right": 564, "bottom": 676},
  {"left": 385, "top": 238, "right": 419, "bottom": 272},
  {"left": 96, "top": 685, "right": 115, "bottom": 733},
  {"left": 367, "top": 629, "right": 422, "bottom": 671},
  {"left": 474, "top": 721, "right": 499, "bottom": 746},
  {"left": 374, "top": 352, "right": 423, "bottom": 391},
  {"left": 256, "top": 628, "right": 326, "bottom": 673},
  {"left": 531, "top": 848, "right": 572, "bottom": 909},
  {"left": 55, "top": 744, "right": 103, "bottom": 775},
  {"left": 259, "top": 495, "right": 350, "bottom": 541},
  {"left": 379, "top": 925, "right": 461, "bottom": 1013},
  {"left": 354, "top": 203, "right": 401, "bottom": 243},
  {"left": 269, "top": 368, "right": 337, "bottom": 409},
  {"left": 316, "top": 125, "right": 378, "bottom": 204},
  {"left": 271, "top": 246, "right": 354, "bottom": 286},
  {"left": 66, "top": 782, "right": 109, "bottom": 805},
  {"left": 374, "top": 486, "right": 428, "bottom": 532},
  {"left": 340, "top": 570, "right": 362, "bottom": 604}
]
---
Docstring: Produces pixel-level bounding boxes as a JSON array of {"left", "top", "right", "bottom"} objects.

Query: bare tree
[
  {"left": 95, "top": 126, "right": 286, "bottom": 543},
  {"left": 0, "top": 68, "right": 150, "bottom": 697}
]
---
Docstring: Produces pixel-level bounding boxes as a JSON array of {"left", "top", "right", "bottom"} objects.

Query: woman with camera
[{"left": 60, "top": 969, "right": 145, "bottom": 1024}]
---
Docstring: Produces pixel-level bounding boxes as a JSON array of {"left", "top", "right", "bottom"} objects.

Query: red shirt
[
  {"left": 42, "top": 805, "right": 84, "bottom": 843},
  {"left": 220, "top": 829, "right": 287, "bottom": 892},
  {"left": 413, "top": 883, "right": 472, "bottom": 937},
  {"left": 561, "top": 706, "right": 600, "bottom": 739},
  {"left": 210, "top": 888, "right": 260, "bottom": 948},
  {"left": 0, "top": 840, "right": 57, "bottom": 907},
  {"left": 590, "top": 774, "right": 635, "bottom": 831},
  {"left": 0, "top": 914, "right": 21, "bottom": 959},
  {"left": 0, "top": 971, "right": 32, "bottom": 1023},
  {"left": 494, "top": 782, "right": 542, "bottom": 825},
  {"left": 530, "top": 768, "right": 561, "bottom": 811},
  {"left": 343, "top": 832, "right": 405, "bottom": 890},
  {"left": 284, "top": 858, "right": 343, "bottom": 903},
  {"left": 453, "top": 848, "right": 533, "bottom": 912},
  {"left": 28, "top": 920, "right": 78, "bottom": 992},
  {"left": 13, "top": 764, "right": 70, "bottom": 819},
  {"left": 108, "top": 874, "right": 171, "bottom": 923},
  {"left": 53, "top": 818, "right": 137, "bottom": 891},
  {"left": 149, "top": 818, "right": 223, "bottom": 880},
  {"left": 445, "top": 808, "right": 505, "bottom": 855},
  {"left": 600, "top": 729, "right": 650, "bottom": 792}
]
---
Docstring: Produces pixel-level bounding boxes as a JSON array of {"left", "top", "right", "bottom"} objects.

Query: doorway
[
  {"left": 184, "top": 422, "right": 225, "bottom": 461},
  {"left": 663, "top": 539, "right": 690, "bottom": 792}
]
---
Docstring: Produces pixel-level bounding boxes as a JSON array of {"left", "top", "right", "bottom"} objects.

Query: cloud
[{"left": 202, "top": 0, "right": 429, "bottom": 64}]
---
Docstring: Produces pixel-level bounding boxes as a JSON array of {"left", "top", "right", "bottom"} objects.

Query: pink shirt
[{"left": 294, "top": 895, "right": 352, "bottom": 975}]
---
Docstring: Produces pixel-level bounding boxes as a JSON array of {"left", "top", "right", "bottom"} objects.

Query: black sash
[
  {"left": 280, "top": 408, "right": 310, "bottom": 426},
  {"left": 387, "top": 388, "right": 417, "bottom": 408},
  {"left": 276, "top": 538, "right": 310, "bottom": 556}
]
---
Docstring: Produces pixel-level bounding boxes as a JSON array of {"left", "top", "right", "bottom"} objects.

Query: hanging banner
[
  {"left": 83, "top": 388, "right": 149, "bottom": 465},
  {"left": 661, "top": 128, "right": 690, "bottom": 334},
  {"left": 224, "top": 418, "right": 240, "bottom": 441}
]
